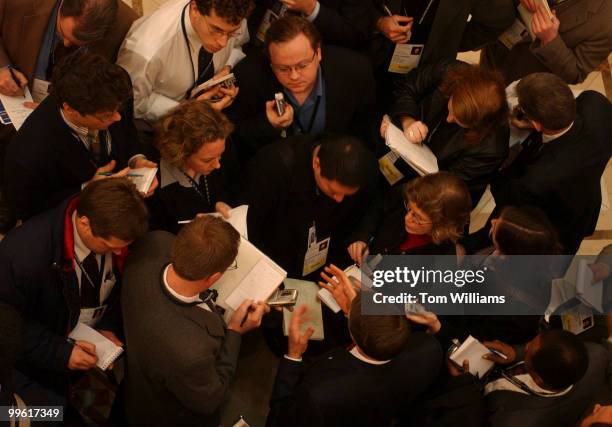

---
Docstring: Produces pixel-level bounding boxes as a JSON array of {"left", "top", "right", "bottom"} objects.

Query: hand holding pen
[
  {"left": 0, "top": 65, "right": 27, "bottom": 97},
  {"left": 377, "top": 5, "right": 413, "bottom": 44}
]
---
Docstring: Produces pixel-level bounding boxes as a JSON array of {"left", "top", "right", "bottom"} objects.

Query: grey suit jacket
[
  {"left": 482, "top": 0, "right": 612, "bottom": 84},
  {"left": 0, "top": 0, "right": 137, "bottom": 82},
  {"left": 121, "top": 231, "right": 241, "bottom": 427}
]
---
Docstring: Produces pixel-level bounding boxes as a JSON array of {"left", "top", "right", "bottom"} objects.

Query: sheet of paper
[
  {"left": 0, "top": 87, "right": 34, "bottom": 131},
  {"left": 383, "top": 115, "right": 438, "bottom": 176},
  {"left": 225, "top": 259, "right": 285, "bottom": 310},
  {"left": 450, "top": 335, "right": 494, "bottom": 379},
  {"left": 128, "top": 167, "right": 157, "bottom": 193},
  {"left": 283, "top": 279, "right": 324, "bottom": 340}
]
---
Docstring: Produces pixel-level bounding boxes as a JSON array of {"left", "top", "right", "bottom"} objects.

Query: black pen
[
  {"left": 240, "top": 306, "right": 255, "bottom": 327},
  {"left": 8, "top": 66, "right": 25, "bottom": 98}
]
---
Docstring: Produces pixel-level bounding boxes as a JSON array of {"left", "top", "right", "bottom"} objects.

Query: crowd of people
[{"left": 1, "top": 0, "right": 612, "bottom": 425}]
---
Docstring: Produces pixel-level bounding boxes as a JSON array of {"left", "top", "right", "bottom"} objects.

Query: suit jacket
[
  {"left": 238, "top": 134, "right": 379, "bottom": 278},
  {"left": 482, "top": 0, "right": 612, "bottom": 84},
  {"left": 121, "top": 231, "right": 241, "bottom": 427},
  {"left": 390, "top": 60, "right": 509, "bottom": 204},
  {"left": 368, "top": 0, "right": 515, "bottom": 71},
  {"left": 4, "top": 94, "right": 140, "bottom": 221},
  {"left": 491, "top": 91, "right": 612, "bottom": 254},
  {"left": 266, "top": 332, "right": 443, "bottom": 426},
  {"left": 228, "top": 46, "right": 376, "bottom": 161},
  {"left": 0, "top": 0, "right": 137, "bottom": 83},
  {"left": 248, "top": 0, "right": 373, "bottom": 49},
  {"left": 0, "top": 197, "right": 124, "bottom": 396}
]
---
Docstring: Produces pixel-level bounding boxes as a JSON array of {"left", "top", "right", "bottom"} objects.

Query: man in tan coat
[{"left": 482, "top": 0, "right": 612, "bottom": 84}]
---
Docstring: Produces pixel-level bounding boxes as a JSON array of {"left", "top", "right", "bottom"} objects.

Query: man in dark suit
[
  {"left": 4, "top": 52, "right": 157, "bottom": 222},
  {"left": 0, "top": 0, "right": 137, "bottom": 228},
  {"left": 229, "top": 15, "right": 376, "bottom": 161},
  {"left": 489, "top": 72, "right": 612, "bottom": 254},
  {"left": 120, "top": 216, "right": 269, "bottom": 427},
  {"left": 0, "top": 178, "right": 148, "bottom": 402},
  {"left": 248, "top": 0, "right": 373, "bottom": 50},
  {"left": 267, "top": 292, "right": 443, "bottom": 426}
]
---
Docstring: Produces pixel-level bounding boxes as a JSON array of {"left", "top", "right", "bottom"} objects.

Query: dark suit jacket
[
  {"left": 0, "top": 0, "right": 137, "bottom": 82},
  {"left": 0, "top": 197, "right": 124, "bottom": 396},
  {"left": 266, "top": 332, "right": 443, "bottom": 426},
  {"left": 238, "top": 134, "right": 379, "bottom": 278},
  {"left": 229, "top": 46, "right": 376, "bottom": 160},
  {"left": 249, "top": 0, "right": 373, "bottom": 49},
  {"left": 389, "top": 60, "right": 509, "bottom": 204},
  {"left": 121, "top": 231, "right": 241, "bottom": 427},
  {"left": 4, "top": 94, "right": 140, "bottom": 221},
  {"left": 491, "top": 91, "right": 612, "bottom": 254},
  {"left": 368, "top": 0, "right": 515, "bottom": 71}
]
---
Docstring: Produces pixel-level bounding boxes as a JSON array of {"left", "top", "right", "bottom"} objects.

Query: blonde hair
[
  {"left": 155, "top": 100, "right": 234, "bottom": 168},
  {"left": 403, "top": 172, "right": 471, "bottom": 244}
]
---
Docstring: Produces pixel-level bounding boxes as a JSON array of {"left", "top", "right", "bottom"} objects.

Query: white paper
[
  {"left": 449, "top": 335, "right": 494, "bottom": 379},
  {"left": 0, "top": 87, "right": 34, "bottom": 131},
  {"left": 317, "top": 288, "right": 342, "bottom": 313},
  {"left": 383, "top": 115, "right": 438, "bottom": 176},
  {"left": 68, "top": 322, "right": 123, "bottom": 370},
  {"left": 576, "top": 259, "right": 604, "bottom": 313},
  {"left": 225, "top": 259, "right": 285, "bottom": 310},
  {"left": 128, "top": 167, "right": 157, "bottom": 193},
  {"left": 517, "top": 0, "right": 553, "bottom": 39}
]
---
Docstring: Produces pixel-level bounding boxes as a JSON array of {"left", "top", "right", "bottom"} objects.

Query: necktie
[
  {"left": 87, "top": 131, "right": 102, "bottom": 164},
  {"left": 80, "top": 252, "right": 102, "bottom": 307},
  {"left": 196, "top": 47, "right": 214, "bottom": 86},
  {"left": 199, "top": 289, "right": 220, "bottom": 313}
]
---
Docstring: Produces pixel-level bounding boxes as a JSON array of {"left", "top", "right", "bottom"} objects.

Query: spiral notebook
[{"left": 68, "top": 323, "right": 124, "bottom": 370}]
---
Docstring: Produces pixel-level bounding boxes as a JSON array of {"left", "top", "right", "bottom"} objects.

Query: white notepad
[
  {"left": 128, "top": 167, "right": 157, "bottom": 193},
  {"left": 383, "top": 115, "right": 438, "bottom": 176},
  {"left": 449, "top": 335, "right": 494, "bottom": 379},
  {"left": 0, "top": 87, "right": 34, "bottom": 131},
  {"left": 517, "top": 0, "right": 553, "bottom": 40},
  {"left": 212, "top": 236, "right": 287, "bottom": 311},
  {"left": 68, "top": 323, "right": 123, "bottom": 370},
  {"left": 283, "top": 279, "right": 324, "bottom": 341},
  {"left": 189, "top": 73, "right": 235, "bottom": 99}
]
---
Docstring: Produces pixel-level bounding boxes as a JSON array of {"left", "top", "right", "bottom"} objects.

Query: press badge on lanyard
[
  {"left": 76, "top": 260, "right": 117, "bottom": 327},
  {"left": 302, "top": 223, "right": 330, "bottom": 276}
]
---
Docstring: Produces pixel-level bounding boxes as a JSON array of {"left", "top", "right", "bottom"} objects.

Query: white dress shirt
[
  {"left": 117, "top": 0, "right": 249, "bottom": 122},
  {"left": 162, "top": 264, "right": 211, "bottom": 312}
]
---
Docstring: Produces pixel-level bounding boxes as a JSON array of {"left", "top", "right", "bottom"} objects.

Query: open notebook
[
  {"left": 212, "top": 236, "right": 287, "bottom": 312},
  {"left": 449, "top": 335, "right": 494, "bottom": 379},
  {"left": 282, "top": 278, "right": 324, "bottom": 341},
  {"left": 68, "top": 323, "right": 123, "bottom": 371},
  {"left": 128, "top": 167, "right": 157, "bottom": 194},
  {"left": 383, "top": 115, "right": 438, "bottom": 176}
]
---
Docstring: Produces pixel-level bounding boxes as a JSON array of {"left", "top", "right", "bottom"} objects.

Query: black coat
[
  {"left": 266, "top": 332, "right": 443, "bottom": 427},
  {"left": 238, "top": 134, "right": 379, "bottom": 278},
  {"left": 389, "top": 59, "right": 509, "bottom": 204},
  {"left": 491, "top": 91, "right": 612, "bottom": 255},
  {"left": 228, "top": 46, "right": 377, "bottom": 161},
  {"left": 0, "top": 197, "right": 123, "bottom": 396},
  {"left": 4, "top": 94, "right": 140, "bottom": 221},
  {"left": 248, "top": 0, "right": 373, "bottom": 49}
]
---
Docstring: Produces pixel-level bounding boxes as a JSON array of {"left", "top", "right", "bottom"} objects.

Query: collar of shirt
[
  {"left": 72, "top": 211, "right": 92, "bottom": 265},
  {"left": 162, "top": 264, "right": 211, "bottom": 311},
  {"left": 542, "top": 121, "right": 574, "bottom": 143},
  {"left": 159, "top": 158, "right": 201, "bottom": 189},
  {"left": 349, "top": 346, "right": 390, "bottom": 365},
  {"left": 284, "top": 66, "right": 325, "bottom": 134},
  {"left": 285, "top": 65, "right": 324, "bottom": 107},
  {"left": 60, "top": 108, "right": 90, "bottom": 140},
  {"left": 485, "top": 373, "right": 572, "bottom": 397}
]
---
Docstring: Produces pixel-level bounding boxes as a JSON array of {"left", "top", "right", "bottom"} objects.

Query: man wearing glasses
[
  {"left": 4, "top": 52, "right": 157, "bottom": 223},
  {"left": 117, "top": 0, "right": 253, "bottom": 123},
  {"left": 228, "top": 15, "right": 376, "bottom": 161}
]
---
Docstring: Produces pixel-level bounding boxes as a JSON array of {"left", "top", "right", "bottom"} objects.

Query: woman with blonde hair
[
  {"left": 371, "top": 171, "right": 472, "bottom": 256},
  {"left": 148, "top": 100, "right": 236, "bottom": 232}
]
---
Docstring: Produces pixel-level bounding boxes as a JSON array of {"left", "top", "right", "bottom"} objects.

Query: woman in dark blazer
[
  {"left": 371, "top": 171, "right": 472, "bottom": 256},
  {"left": 384, "top": 59, "right": 509, "bottom": 204}
]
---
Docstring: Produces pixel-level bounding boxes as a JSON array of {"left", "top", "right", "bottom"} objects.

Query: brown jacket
[
  {"left": 0, "top": 0, "right": 138, "bottom": 84},
  {"left": 482, "top": 0, "right": 612, "bottom": 84}
]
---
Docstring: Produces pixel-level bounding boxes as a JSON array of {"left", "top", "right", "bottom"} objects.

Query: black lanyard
[
  {"left": 180, "top": 2, "right": 214, "bottom": 97},
  {"left": 74, "top": 253, "right": 105, "bottom": 289},
  {"left": 180, "top": 169, "right": 211, "bottom": 205},
  {"left": 294, "top": 95, "right": 322, "bottom": 134}
]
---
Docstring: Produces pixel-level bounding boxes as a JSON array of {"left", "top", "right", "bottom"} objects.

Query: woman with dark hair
[
  {"left": 381, "top": 59, "right": 509, "bottom": 204},
  {"left": 371, "top": 171, "right": 472, "bottom": 256}
]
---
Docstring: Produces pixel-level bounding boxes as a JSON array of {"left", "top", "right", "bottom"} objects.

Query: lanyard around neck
[{"left": 180, "top": 3, "right": 214, "bottom": 95}]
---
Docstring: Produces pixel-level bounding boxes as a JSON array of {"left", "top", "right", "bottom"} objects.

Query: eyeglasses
[
  {"left": 226, "top": 259, "right": 238, "bottom": 271},
  {"left": 271, "top": 51, "right": 317, "bottom": 75},
  {"left": 403, "top": 200, "right": 432, "bottom": 226},
  {"left": 203, "top": 15, "right": 242, "bottom": 40}
]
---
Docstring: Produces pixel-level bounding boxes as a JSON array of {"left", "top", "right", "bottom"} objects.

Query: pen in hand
[
  {"left": 8, "top": 66, "right": 25, "bottom": 98},
  {"left": 383, "top": 4, "right": 400, "bottom": 26}
]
